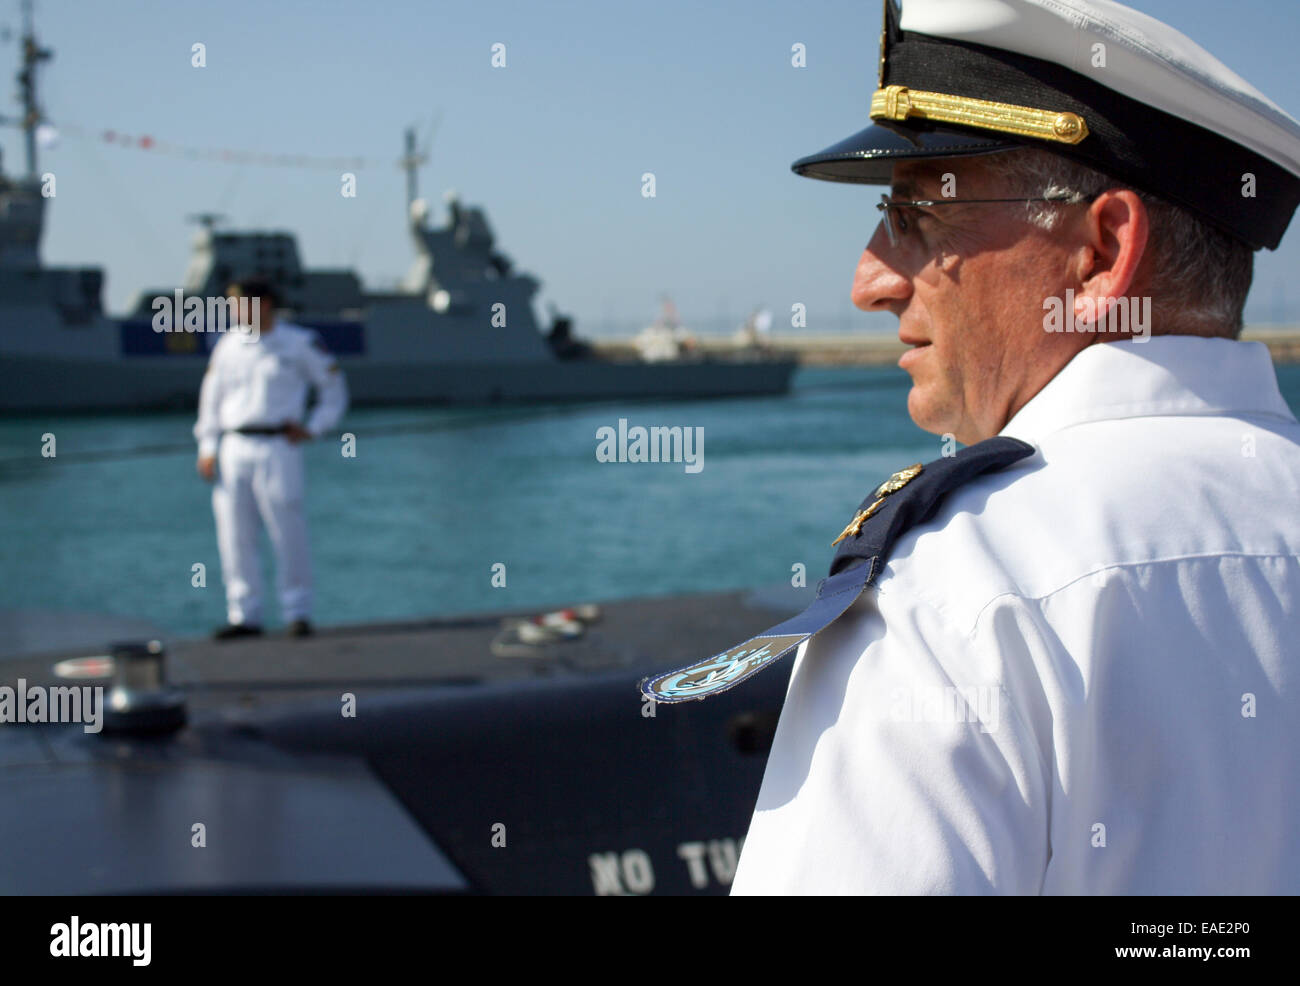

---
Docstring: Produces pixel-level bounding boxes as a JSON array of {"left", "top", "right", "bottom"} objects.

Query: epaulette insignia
[
  {"left": 831, "top": 462, "right": 922, "bottom": 546},
  {"left": 640, "top": 436, "right": 1035, "bottom": 703}
]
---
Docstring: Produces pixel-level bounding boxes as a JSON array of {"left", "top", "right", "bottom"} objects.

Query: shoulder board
[
  {"left": 828, "top": 435, "right": 1035, "bottom": 579},
  {"left": 640, "top": 436, "right": 1035, "bottom": 703}
]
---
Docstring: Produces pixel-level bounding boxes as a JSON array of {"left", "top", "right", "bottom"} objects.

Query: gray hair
[{"left": 980, "top": 148, "right": 1254, "bottom": 336}]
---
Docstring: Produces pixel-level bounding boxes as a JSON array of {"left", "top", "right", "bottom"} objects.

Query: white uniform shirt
[
  {"left": 194, "top": 322, "right": 349, "bottom": 457},
  {"left": 732, "top": 336, "right": 1300, "bottom": 895}
]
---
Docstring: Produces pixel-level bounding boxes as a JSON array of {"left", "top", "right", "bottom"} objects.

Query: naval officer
[
  {"left": 194, "top": 278, "right": 348, "bottom": 640},
  {"left": 654, "top": 0, "right": 1300, "bottom": 894}
]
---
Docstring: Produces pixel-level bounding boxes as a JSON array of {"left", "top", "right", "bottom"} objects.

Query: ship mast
[
  {"left": 15, "top": 0, "right": 51, "bottom": 178},
  {"left": 398, "top": 115, "right": 440, "bottom": 221},
  {"left": 399, "top": 126, "right": 424, "bottom": 216}
]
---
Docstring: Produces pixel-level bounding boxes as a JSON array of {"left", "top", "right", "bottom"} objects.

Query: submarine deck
[{"left": 0, "top": 584, "right": 808, "bottom": 697}]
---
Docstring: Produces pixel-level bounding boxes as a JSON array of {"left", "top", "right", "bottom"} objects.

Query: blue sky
[{"left": 9, "top": 0, "right": 1300, "bottom": 334}]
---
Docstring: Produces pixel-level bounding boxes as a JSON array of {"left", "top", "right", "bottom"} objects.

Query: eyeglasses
[{"left": 875, "top": 191, "right": 1095, "bottom": 247}]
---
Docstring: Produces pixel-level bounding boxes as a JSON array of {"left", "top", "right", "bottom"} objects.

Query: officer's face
[{"left": 852, "top": 158, "right": 1098, "bottom": 445}]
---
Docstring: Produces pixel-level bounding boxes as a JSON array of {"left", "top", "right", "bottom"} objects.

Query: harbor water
[{"left": 4, "top": 361, "right": 1300, "bottom": 644}]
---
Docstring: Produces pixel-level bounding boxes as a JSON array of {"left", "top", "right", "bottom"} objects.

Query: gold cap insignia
[{"left": 869, "top": 85, "right": 1089, "bottom": 145}]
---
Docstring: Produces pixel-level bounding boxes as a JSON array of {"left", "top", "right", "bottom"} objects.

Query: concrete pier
[{"left": 593, "top": 326, "right": 1300, "bottom": 367}]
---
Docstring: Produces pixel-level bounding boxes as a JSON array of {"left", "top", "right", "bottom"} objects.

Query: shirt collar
[
  {"left": 1000, "top": 336, "right": 1296, "bottom": 445},
  {"left": 233, "top": 326, "right": 272, "bottom": 346}
]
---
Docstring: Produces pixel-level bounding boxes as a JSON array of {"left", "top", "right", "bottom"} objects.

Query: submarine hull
[{"left": 0, "top": 586, "right": 802, "bottom": 894}]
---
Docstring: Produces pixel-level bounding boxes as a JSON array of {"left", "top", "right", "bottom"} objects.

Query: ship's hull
[{"left": 0, "top": 351, "right": 796, "bottom": 412}]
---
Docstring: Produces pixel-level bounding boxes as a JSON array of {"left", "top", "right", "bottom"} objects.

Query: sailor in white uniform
[
  {"left": 194, "top": 278, "right": 348, "bottom": 640},
  {"left": 645, "top": 0, "right": 1300, "bottom": 894}
]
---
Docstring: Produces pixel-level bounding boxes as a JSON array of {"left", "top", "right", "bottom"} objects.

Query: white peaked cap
[{"left": 793, "top": 0, "right": 1300, "bottom": 249}]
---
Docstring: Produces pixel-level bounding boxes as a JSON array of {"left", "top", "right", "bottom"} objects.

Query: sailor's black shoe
[
  {"left": 288, "top": 619, "right": 313, "bottom": 638},
  {"left": 213, "top": 623, "right": 263, "bottom": 641}
]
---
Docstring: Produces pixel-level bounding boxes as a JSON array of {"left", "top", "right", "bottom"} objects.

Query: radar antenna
[{"left": 186, "top": 212, "right": 226, "bottom": 231}]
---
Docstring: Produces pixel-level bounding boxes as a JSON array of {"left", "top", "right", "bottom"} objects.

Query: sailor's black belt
[{"left": 228, "top": 424, "right": 288, "bottom": 436}]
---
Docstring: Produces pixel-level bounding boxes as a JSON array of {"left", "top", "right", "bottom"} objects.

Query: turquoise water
[{"left": 4, "top": 364, "right": 1300, "bottom": 639}]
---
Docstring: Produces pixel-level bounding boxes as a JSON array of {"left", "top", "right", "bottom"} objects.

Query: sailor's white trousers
[{"left": 212, "top": 433, "right": 312, "bottom": 626}]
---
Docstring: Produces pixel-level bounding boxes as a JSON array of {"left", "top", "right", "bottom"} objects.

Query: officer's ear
[{"left": 1071, "top": 189, "right": 1149, "bottom": 329}]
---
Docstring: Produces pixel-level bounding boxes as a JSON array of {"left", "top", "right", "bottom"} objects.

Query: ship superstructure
[{"left": 0, "top": 12, "right": 794, "bottom": 411}]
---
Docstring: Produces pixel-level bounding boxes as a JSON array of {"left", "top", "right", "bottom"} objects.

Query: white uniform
[
  {"left": 732, "top": 336, "right": 1300, "bottom": 894},
  {"left": 194, "top": 322, "right": 348, "bottom": 627}
]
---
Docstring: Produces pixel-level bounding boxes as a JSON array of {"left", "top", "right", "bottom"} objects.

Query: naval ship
[{"left": 0, "top": 20, "right": 794, "bottom": 413}]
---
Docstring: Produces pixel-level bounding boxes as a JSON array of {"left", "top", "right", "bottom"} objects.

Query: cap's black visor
[{"left": 792, "top": 122, "right": 1016, "bottom": 184}]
